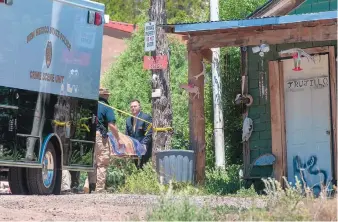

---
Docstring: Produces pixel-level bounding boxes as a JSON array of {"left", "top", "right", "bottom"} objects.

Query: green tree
[
  {"left": 93, "top": 0, "right": 149, "bottom": 24},
  {"left": 166, "top": 0, "right": 209, "bottom": 23},
  {"left": 94, "top": 0, "right": 209, "bottom": 24},
  {"left": 220, "top": 0, "right": 266, "bottom": 20}
]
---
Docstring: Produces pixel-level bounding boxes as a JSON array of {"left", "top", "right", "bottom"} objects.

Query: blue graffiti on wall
[{"left": 293, "top": 155, "right": 328, "bottom": 194}]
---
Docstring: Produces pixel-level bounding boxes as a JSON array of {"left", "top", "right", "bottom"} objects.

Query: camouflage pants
[{"left": 88, "top": 131, "right": 111, "bottom": 192}]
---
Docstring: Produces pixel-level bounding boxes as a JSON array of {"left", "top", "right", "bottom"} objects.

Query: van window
[{"left": 0, "top": 87, "right": 14, "bottom": 106}]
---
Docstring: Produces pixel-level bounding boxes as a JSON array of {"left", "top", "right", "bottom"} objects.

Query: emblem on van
[{"left": 45, "top": 41, "right": 52, "bottom": 69}]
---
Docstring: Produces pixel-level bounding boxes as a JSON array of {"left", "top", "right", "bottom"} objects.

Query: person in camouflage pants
[{"left": 88, "top": 88, "right": 123, "bottom": 193}]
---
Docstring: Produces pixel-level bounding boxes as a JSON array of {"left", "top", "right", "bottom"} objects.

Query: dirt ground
[
  {"left": 0, "top": 192, "right": 266, "bottom": 221},
  {"left": 0, "top": 194, "right": 150, "bottom": 221}
]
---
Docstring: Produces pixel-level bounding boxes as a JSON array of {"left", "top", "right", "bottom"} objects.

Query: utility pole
[
  {"left": 210, "top": 0, "right": 225, "bottom": 168},
  {"left": 149, "top": 0, "right": 173, "bottom": 166}
]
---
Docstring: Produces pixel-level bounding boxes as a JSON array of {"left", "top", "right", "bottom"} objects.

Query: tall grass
[{"left": 146, "top": 177, "right": 337, "bottom": 221}]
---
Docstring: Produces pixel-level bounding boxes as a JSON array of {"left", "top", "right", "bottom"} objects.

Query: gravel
[{"left": 0, "top": 193, "right": 266, "bottom": 221}]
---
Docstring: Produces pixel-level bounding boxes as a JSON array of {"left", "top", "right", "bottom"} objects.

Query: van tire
[
  {"left": 26, "top": 142, "right": 58, "bottom": 195},
  {"left": 8, "top": 167, "right": 29, "bottom": 195}
]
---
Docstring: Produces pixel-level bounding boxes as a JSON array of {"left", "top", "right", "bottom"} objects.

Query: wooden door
[{"left": 282, "top": 54, "right": 332, "bottom": 193}]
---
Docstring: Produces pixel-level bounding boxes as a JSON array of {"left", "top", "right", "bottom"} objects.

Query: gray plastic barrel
[{"left": 155, "top": 149, "right": 195, "bottom": 185}]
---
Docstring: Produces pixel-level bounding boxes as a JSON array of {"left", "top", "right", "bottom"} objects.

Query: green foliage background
[
  {"left": 94, "top": 0, "right": 210, "bottom": 24},
  {"left": 102, "top": 25, "right": 191, "bottom": 150},
  {"left": 99, "top": 0, "right": 266, "bottom": 168}
]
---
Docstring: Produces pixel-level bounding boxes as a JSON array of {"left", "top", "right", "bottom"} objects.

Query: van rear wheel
[
  {"left": 8, "top": 167, "right": 29, "bottom": 195},
  {"left": 26, "top": 142, "right": 58, "bottom": 195}
]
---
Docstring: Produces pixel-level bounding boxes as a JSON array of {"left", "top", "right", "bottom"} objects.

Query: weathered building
[
  {"left": 163, "top": 0, "right": 337, "bottom": 190},
  {"left": 101, "top": 21, "right": 136, "bottom": 75},
  {"left": 244, "top": 0, "right": 337, "bottom": 190}
]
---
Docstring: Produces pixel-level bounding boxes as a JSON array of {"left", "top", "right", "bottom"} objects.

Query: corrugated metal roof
[{"left": 163, "top": 11, "right": 337, "bottom": 33}]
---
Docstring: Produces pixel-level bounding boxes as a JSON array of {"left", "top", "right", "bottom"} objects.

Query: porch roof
[
  {"left": 162, "top": 11, "right": 337, "bottom": 50},
  {"left": 164, "top": 11, "right": 337, "bottom": 34}
]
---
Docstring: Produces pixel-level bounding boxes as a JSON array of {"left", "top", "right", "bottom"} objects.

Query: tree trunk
[{"left": 150, "top": 0, "right": 173, "bottom": 167}]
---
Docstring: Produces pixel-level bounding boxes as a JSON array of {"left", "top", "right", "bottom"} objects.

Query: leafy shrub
[
  {"left": 236, "top": 185, "right": 258, "bottom": 197},
  {"left": 79, "top": 171, "right": 87, "bottom": 190},
  {"left": 105, "top": 159, "right": 137, "bottom": 192},
  {"left": 119, "top": 162, "right": 161, "bottom": 194},
  {"left": 147, "top": 183, "right": 213, "bottom": 221},
  {"left": 114, "top": 163, "right": 250, "bottom": 196},
  {"left": 116, "top": 161, "right": 205, "bottom": 195},
  {"left": 168, "top": 181, "right": 204, "bottom": 196},
  {"left": 204, "top": 164, "right": 243, "bottom": 195},
  {"left": 147, "top": 197, "right": 214, "bottom": 221}
]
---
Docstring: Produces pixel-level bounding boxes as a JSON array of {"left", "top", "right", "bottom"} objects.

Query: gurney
[
  {"left": 82, "top": 132, "right": 146, "bottom": 194},
  {"left": 107, "top": 131, "right": 147, "bottom": 165}
]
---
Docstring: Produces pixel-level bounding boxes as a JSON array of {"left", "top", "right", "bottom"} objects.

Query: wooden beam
[
  {"left": 279, "top": 46, "right": 329, "bottom": 58},
  {"left": 188, "top": 50, "right": 206, "bottom": 184},
  {"left": 201, "top": 49, "right": 212, "bottom": 63},
  {"left": 168, "top": 34, "right": 188, "bottom": 45},
  {"left": 278, "top": 61, "right": 287, "bottom": 184},
  {"left": 329, "top": 46, "right": 337, "bottom": 181},
  {"left": 269, "top": 60, "right": 286, "bottom": 184},
  {"left": 188, "top": 23, "right": 337, "bottom": 50}
]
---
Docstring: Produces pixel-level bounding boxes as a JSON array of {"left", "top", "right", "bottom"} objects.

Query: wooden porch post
[
  {"left": 328, "top": 46, "right": 337, "bottom": 182},
  {"left": 188, "top": 50, "right": 206, "bottom": 184}
]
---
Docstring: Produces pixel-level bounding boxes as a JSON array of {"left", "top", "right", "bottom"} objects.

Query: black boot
[{"left": 89, "top": 183, "right": 96, "bottom": 193}]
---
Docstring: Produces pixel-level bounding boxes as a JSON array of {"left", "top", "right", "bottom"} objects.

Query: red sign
[{"left": 143, "top": 55, "right": 168, "bottom": 70}]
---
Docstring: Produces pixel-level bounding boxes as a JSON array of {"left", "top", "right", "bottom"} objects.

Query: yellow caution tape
[
  {"left": 52, "top": 102, "right": 174, "bottom": 136},
  {"left": 52, "top": 120, "right": 69, "bottom": 126},
  {"left": 52, "top": 120, "right": 90, "bottom": 132},
  {"left": 98, "top": 101, "right": 173, "bottom": 134}
]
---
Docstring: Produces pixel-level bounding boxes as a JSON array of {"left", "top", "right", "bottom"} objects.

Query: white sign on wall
[
  {"left": 144, "top": 21, "right": 156, "bottom": 52},
  {"left": 286, "top": 76, "right": 329, "bottom": 92}
]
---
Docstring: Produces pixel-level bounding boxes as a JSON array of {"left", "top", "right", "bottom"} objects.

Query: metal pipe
[{"left": 210, "top": 0, "right": 225, "bottom": 168}]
